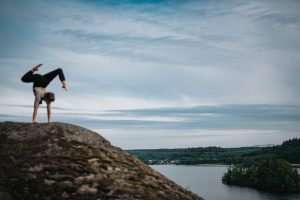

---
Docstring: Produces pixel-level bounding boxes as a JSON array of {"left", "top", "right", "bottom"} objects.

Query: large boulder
[{"left": 0, "top": 122, "right": 203, "bottom": 200}]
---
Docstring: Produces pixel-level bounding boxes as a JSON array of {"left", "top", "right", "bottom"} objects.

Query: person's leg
[
  {"left": 47, "top": 103, "right": 52, "bottom": 123},
  {"left": 32, "top": 106, "right": 39, "bottom": 123},
  {"left": 32, "top": 64, "right": 43, "bottom": 72},
  {"left": 43, "top": 68, "right": 67, "bottom": 89},
  {"left": 21, "top": 70, "right": 34, "bottom": 82},
  {"left": 21, "top": 64, "right": 43, "bottom": 83},
  {"left": 43, "top": 68, "right": 66, "bottom": 83}
]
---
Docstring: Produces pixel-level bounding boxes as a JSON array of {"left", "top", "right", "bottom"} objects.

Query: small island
[{"left": 222, "top": 158, "right": 300, "bottom": 193}]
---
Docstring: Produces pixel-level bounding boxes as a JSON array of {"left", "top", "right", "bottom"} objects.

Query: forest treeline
[{"left": 128, "top": 138, "right": 300, "bottom": 165}]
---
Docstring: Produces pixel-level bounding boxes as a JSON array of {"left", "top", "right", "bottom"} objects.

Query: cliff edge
[{"left": 0, "top": 122, "right": 203, "bottom": 200}]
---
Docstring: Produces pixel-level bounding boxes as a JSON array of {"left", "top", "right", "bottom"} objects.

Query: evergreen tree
[{"left": 222, "top": 158, "right": 300, "bottom": 193}]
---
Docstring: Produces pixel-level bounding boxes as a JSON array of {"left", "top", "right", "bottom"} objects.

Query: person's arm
[
  {"left": 32, "top": 106, "right": 39, "bottom": 123},
  {"left": 32, "top": 96, "right": 41, "bottom": 123},
  {"left": 47, "top": 103, "right": 51, "bottom": 123}
]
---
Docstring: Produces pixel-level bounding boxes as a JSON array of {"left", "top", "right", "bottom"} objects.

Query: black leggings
[
  {"left": 21, "top": 68, "right": 66, "bottom": 88},
  {"left": 43, "top": 68, "right": 66, "bottom": 87}
]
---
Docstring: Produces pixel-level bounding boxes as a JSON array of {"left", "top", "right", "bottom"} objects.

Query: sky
[{"left": 1, "top": 0, "right": 300, "bottom": 149}]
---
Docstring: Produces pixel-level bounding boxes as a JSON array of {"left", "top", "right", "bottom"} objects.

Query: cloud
[
  {"left": 1, "top": 0, "right": 300, "bottom": 106},
  {"left": 3, "top": 103, "right": 300, "bottom": 131},
  {"left": 1, "top": 0, "right": 300, "bottom": 148},
  {"left": 95, "top": 128, "right": 300, "bottom": 149}
]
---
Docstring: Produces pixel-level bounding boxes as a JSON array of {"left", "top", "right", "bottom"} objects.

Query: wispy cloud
[
  {"left": 3, "top": 103, "right": 300, "bottom": 131},
  {"left": 1, "top": 0, "right": 300, "bottom": 148},
  {"left": 2, "top": 0, "right": 300, "bottom": 107}
]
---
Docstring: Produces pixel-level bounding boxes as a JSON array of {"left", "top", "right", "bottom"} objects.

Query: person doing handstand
[{"left": 21, "top": 64, "right": 68, "bottom": 123}]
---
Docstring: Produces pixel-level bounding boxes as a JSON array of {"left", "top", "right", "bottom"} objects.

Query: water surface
[{"left": 151, "top": 165, "right": 300, "bottom": 200}]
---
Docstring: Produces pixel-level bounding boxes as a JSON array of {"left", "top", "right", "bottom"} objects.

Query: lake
[{"left": 151, "top": 165, "right": 300, "bottom": 200}]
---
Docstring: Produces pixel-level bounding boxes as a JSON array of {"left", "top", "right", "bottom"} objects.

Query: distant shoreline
[
  {"left": 150, "top": 163, "right": 300, "bottom": 169},
  {"left": 150, "top": 164, "right": 229, "bottom": 167},
  {"left": 128, "top": 138, "right": 300, "bottom": 167}
]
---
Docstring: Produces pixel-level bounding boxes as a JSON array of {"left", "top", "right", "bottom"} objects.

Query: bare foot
[
  {"left": 62, "top": 81, "right": 68, "bottom": 91},
  {"left": 32, "top": 64, "right": 43, "bottom": 72}
]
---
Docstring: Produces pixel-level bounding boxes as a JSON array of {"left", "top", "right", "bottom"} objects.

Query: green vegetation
[
  {"left": 128, "top": 146, "right": 258, "bottom": 165},
  {"left": 222, "top": 158, "right": 300, "bottom": 193},
  {"left": 128, "top": 138, "right": 300, "bottom": 165},
  {"left": 128, "top": 138, "right": 300, "bottom": 194},
  {"left": 244, "top": 138, "right": 300, "bottom": 163}
]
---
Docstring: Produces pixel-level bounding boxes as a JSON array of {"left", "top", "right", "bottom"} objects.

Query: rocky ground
[{"left": 0, "top": 122, "right": 204, "bottom": 200}]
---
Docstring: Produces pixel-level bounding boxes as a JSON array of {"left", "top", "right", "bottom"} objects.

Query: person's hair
[{"left": 44, "top": 92, "right": 55, "bottom": 102}]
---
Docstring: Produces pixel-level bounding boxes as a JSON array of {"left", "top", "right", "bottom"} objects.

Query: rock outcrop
[{"left": 0, "top": 122, "right": 203, "bottom": 200}]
